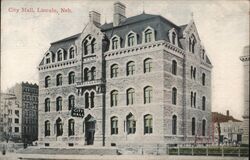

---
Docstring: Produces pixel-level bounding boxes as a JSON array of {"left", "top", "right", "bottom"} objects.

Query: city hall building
[{"left": 38, "top": 2, "right": 212, "bottom": 149}]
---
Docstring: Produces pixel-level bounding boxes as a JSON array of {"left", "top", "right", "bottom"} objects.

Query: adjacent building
[
  {"left": 38, "top": 2, "right": 212, "bottom": 149},
  {"left": 240, "top": 45, "right": 249, "bottom": 145},
  {"left": 6, "top": 82, "right": 39, "bottom": 143},
  {"left": 212, "top": 111, "right": 243, "bottom": 145},
  {"left": 0, "top": 93, "right": 22, "bottom": 142}
]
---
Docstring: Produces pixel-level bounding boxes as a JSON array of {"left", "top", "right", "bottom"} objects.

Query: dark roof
[
  {"left": 212, "top": 112, "right": 242, "bottom": 123},
  {"left": 51, "top": 33, "right": 81, "bottom": 44}
]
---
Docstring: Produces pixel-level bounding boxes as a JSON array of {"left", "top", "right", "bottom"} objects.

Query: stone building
[
  {"left": 240, "top": 45, "right": 249, "bottom": 145},
  {"left": 7, "top": 82, "right": 39, "bottom": 143},
  {"left": 0, "top": 93, "right": 22, "bottom": 142},
  {"left": 38, "top": 2, "right": 212, "bottom": 149}
]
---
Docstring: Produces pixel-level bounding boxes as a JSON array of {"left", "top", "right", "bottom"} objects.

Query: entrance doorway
[{"left": 85, "top": 115, "right": 95, "bottom": 145}]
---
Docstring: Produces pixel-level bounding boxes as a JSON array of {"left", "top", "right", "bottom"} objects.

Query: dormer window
[
  {"left": 142, "top": 26, "right": 155, "bottom": 43},
  {"left": 69, "top": 47, "right": 75, "bottom": 59},
  {"left": 45, "top": 53, "right": 50, "bottom": 64},
  {"left": 169, "top": 28, "right": 178, "bottom": 46},
  {"left": 82, "top": 35, "right": 96, "bottom": 56},
  {"left": 57, "top": 50, "right": 63, "bottom": 61},
  {"left": 110, "top": 35, "right": 121, "bottom": 50},
  {"left": 172, "top": 32, "right": 176, "bottom": 45},
  {"left": 126, "top": 31, "right": 137, "bottom": 47}
]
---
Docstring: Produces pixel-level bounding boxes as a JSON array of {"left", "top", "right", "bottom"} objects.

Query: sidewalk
[{"left": 1, "top": 153, "right": 249, "bottom": 160}]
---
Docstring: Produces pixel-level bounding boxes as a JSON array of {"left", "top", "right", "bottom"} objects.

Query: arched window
[
  {"left": 127, "top": 33, "right": 135, "bottom": 47},
  {"left": 202, "top": 73, "right": 206, "bottom": 86},
  {"left": 45, "top": 53, "right": 50, "bottom": 64},
  {"left": 68, "top": 95, "right": 75, "bottom": 110},
  {"left": 45, "top": 76, "right": 51, "bottom": 88},
  {"left": 127, "top": 61, "right": 135, "bottom": 76},
  {"left": 56, "top": 118, "right": 63, "bottom": 136},
  {"left": 127, "top": 114, "right": 136, "bottom": 134},
  {"left": 85, "top": 92, "right": 89, "bottom": 109},
  {"left": 202, "top": 119, "right": 206, "bottom": 136},
  {"left": 90, "top": 92, "right": 95, "bottom": 108},
  {"left": 172, "top": 32, "right": 176, "bottom": 45},
  {"left": 45, "top": 98, "right": 50, "bottom": 112},
  {"left": 56, "top": 74, "right": 63, "bottom": 86},
  {"left": 91, "top": 67, "right": 96, "bottom": 80},
  {"left": 112, "top": 37, "right": 119, "bottom": 50},
  {"left": 57, "top": 50, "right": 63, "bottom": 61},
  {"left": 144, "top": 114, "right": 153, "bottom": 134},
  {"left": 202, "top": 96, "right": 206, "bottom": 111},
  {"left": 145, "top": 29, "right": 153, "bottom": 43},
  {"left": 127, "top": 88, "right": 135, "bottom": 105},
  {"left": 111, "top": 64, "right": 118, "bottom": 78},
  {"left": 68, "top": 119, "right": 75, "bottom": 136},
  {"left": 172, "top": 60, "right": 177, "bottom": 75},
  {"left": 83, "top": 40, "right": 88, "bottom": 55},
  {"left": 172, "top": 87, "right": 177, "bottom": 105},
  {"left": 194, "top": 92, "right": 196, "bottom": 108},
  {"left": 191, "top": 91, "right": 193, "bottom": 107},
  {"left": 111, "top": 90, "right": 118, "bottom": 107},
  {"left": 69, "top": 47, "right": 75, "bottom": 59},
  {"left": 144, "top": 58, "right": 152, "bottom": 73},
  {"left": 111, "top": 116, "right": 118, "bottom": 135},
  {"left": 68, "top": 72, "right": 75, "bottom": 84},
  {"left": 45, "top": 120, "right": 50, "bottom": 136},
  {"left": 192, "top": 117, "right": 196, "bottom": 136},
  {"left": 84, "top": 68, "right": 89, "bottom": 81},
  {"left": 91, "top": 38, "right": 96, "bottom": 54},
  {"left": 172, "top": 115, "right": 177, "bottom": 135},
  {"left": 189, "top": 35, "right": 196, "bottom": 53},
  {"left": 56, "top": 97, "right": 62, "bottom": 111},
  {"left": 144, "top": 86, "right": 152, "bottom": 104}
]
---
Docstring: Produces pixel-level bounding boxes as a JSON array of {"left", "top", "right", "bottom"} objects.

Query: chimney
[
  {"left": 113, "top": 1, "right": 126, "bottom": 27},
  {"left": 89, "top": 11, "right": 101, "bottom": 26},
  {"left": 226, "top": 110, "right": 229, "bottom": 117}
]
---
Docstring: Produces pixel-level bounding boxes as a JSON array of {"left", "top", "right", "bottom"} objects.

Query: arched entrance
[{"left": 85, "top": 115, "right": 95, "bottom": 145}]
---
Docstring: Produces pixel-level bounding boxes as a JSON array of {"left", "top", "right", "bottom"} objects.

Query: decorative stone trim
[
  {"left": 240, "top": 55, "right": 250, "bottom": 62},
  {"left": 38, "top": 60, "right": 78, "bottom": 71}
]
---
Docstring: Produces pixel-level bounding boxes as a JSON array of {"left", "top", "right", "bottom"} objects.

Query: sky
[{"left": 1, "top": 0, "right": 249, "bottom": 120}]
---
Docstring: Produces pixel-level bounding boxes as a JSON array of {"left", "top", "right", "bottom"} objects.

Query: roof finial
[{"left": 142, "top": 0, "right": 145, "bottom": 14}]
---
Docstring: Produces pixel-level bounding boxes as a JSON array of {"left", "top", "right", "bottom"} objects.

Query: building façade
[{"left": 37, "top": 2, "right": 212, "bottom": 148}]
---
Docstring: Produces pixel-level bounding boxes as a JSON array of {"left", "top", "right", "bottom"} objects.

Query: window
[
  {"left": 46, "top": 53, "right": 50, "bottom": 64},
  {"left": 57, "top": 50, "right": 63, "bottom": 61},
  {"left": 56, "top": 118, "right": 63, "bottom": 136},
  {"left": 83, "top": 40, "right": 88, "bottom": 55},
  {"left": 15, "top": 110, "right": 19, "bottom": 116},
  {"left": 172, "top": 60, "right": 177, "bottom": 75},
  {"left": 145, "top": 29, "right": 153, "bottom": 43},
  {"left": 189, "top": 35, "right": 196, "bottom": 53},
  {"left": 127, "top": 114, "right": 136, "bottom": 134},
  {"left": 84, "top": 68, "right": 89, "bottom": 81},
  {"left": 56, "top": 74, "right": 63, "bottom": 86},
  {"left": 111, "top": 64, "right": 118, "bottom": 78},
  {"left": 112, "top": 37, "right": 118, "bottom": 50},
  {"left": 127, "top": 61, "right": 135, "bottom": 76},
  {"left": 144, "top": 114, "right": 153, "bottom": 134},
  {"left": 68, "top": 95, "right": 75, "bottom": 110},
  {"left": 202, "top": 119, "right": 206, "bottom": 136},
  {"left": 56, "top": 97, "right": 62, "bottom": 111},
  {"left": 127, "top": 88, "right": 135, "bottom": 105},
  {"left": 144, "top": 58, "right": 152, "bottom": 73},
  {"left": 15, "top": 118, "right": 19, "bottom": 124},
  {"left": 91, "top": 38, "right": 96, "bottom": 54},
  {"left": 91, "top": 67, "right": 96, "bottom": 80},
  {"left": 69, "top": 47, "right": 75, "bottom": 59},
  {"left": 191, "top": 66, "right": 196, "bottom": 79},
  {"left": 68, "top": 119, "right": 75, "bottom": 136},
  {"left": 172, "top": 115, "right": 177, "bottom": 135},
  {"left": 68, "top": 72, "right": 75, "bottom": 84},
  {"left": 45, "top": 120, "right": 50, "bottom": 136},
  {"left": 202, "top": 73, "right": 206, "bottom": 86},
  {"left": 192, "top": 117, "right": 196, "bottom": 136},
  {"left": 202, "top": 96, "right": 206, "bottom": 111},
  {"left": 45, "top": 76, "right": 51, "bottom": 88},
  {"left": 85, "top": 92, "right": 89, "bottom": 109},
  {"left": 111, "top": 90, "right": 118, "bottom": 107},
  {"left": 172, "top": 32, "right": 176, "bottom": 45},
  {"left": 90, "top": 92, "right": 95, "bottom": 108},
  {"left": 144, "top": 86, "right": 152, "bottom": 104},
  {"left": 194, "top": 92, "right": 196, "bottom": 108},
  {"left": 14, "top": 127, "right": 19, "bottom": 133},
  {"left": 45, "top": 98, "right": 50, "bottom": 112},
  {"left": 172, "top": 87, "right": 177, "bottom": 105},
  {"left": 111, "top": 116, "right": 118, "bottom": 135},
  {"left": 127, "top": 33, "right": 135, "bottom": 47},
  {"left": 191, "top": 92, "right": 193, "bottom": 107}
]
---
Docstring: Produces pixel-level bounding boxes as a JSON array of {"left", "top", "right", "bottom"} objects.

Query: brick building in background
[
  {"left": 7, "top": 82, "right": 39, "bottom": 143},
  {"left": 38, "top": 2, "right": 212, "bottom": 150},
  {"left": 212, "top": 110, "right": 243, "bottom": 145}
]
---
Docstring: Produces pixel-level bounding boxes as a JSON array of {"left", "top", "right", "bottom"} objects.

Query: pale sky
[{"left": 1, "top": 0, "right": 249, "bottom": 120}]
